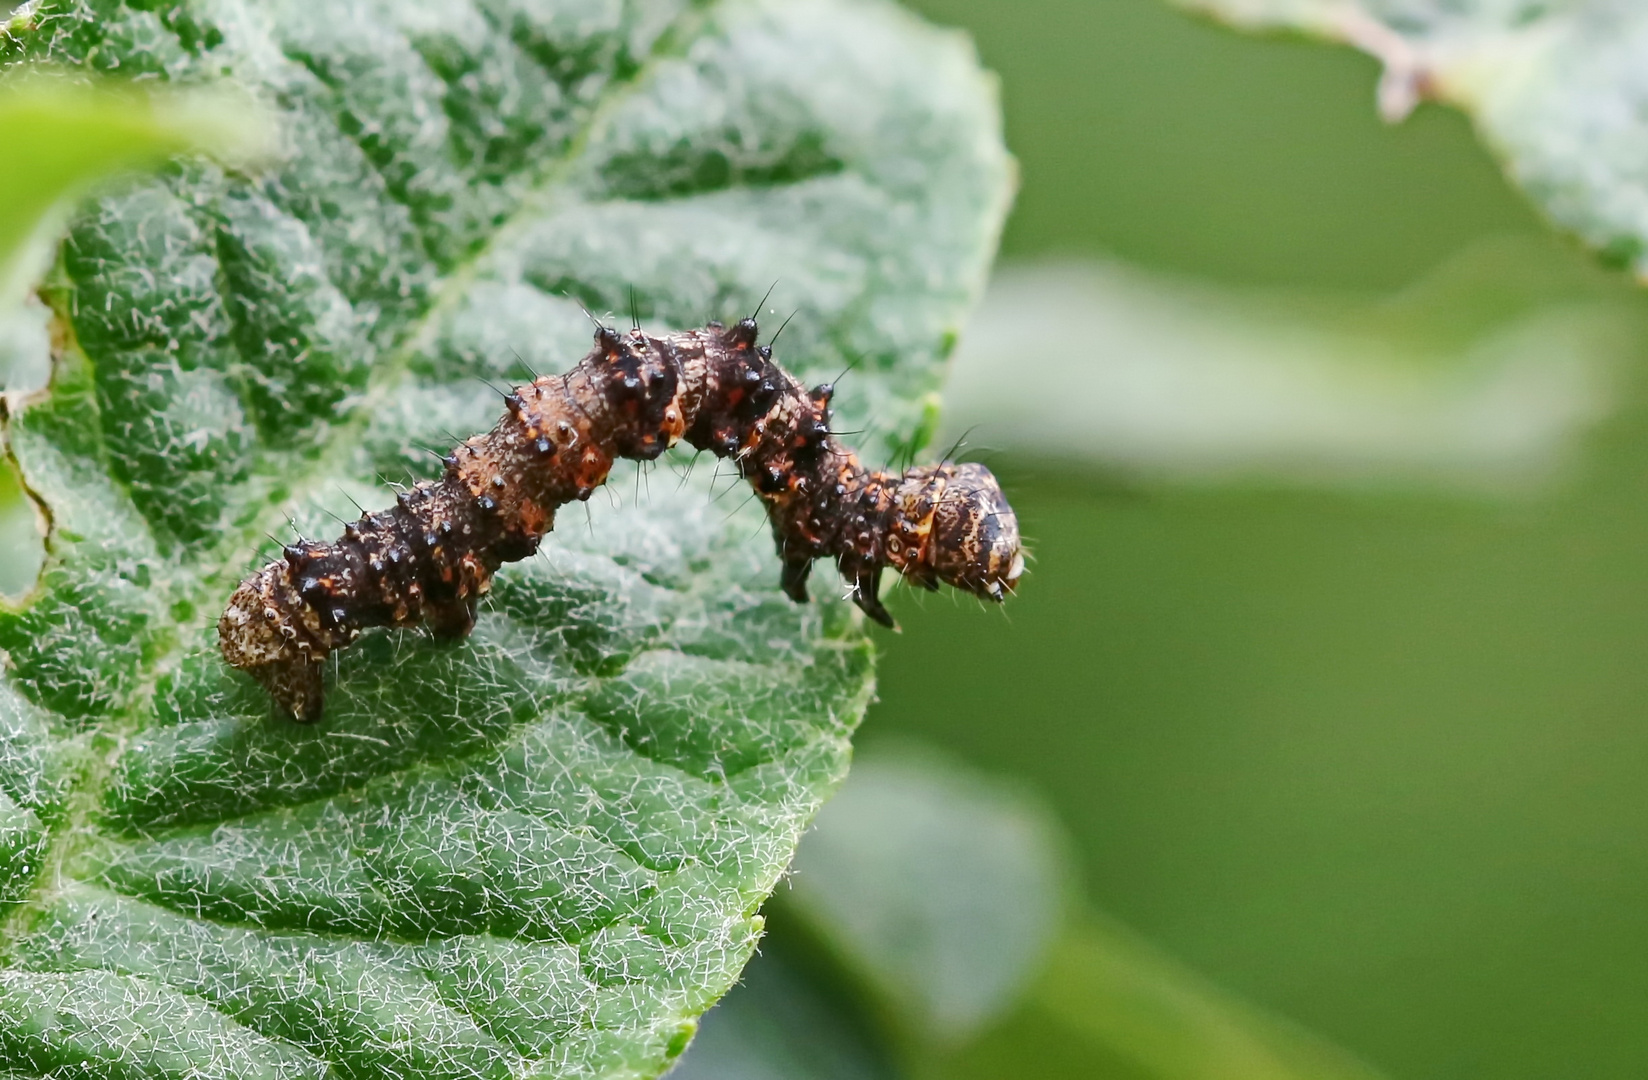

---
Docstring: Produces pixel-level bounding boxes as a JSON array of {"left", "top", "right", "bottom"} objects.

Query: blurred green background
[{"left": 860, "top": 1, "right": 1648, "bottom": 1078}]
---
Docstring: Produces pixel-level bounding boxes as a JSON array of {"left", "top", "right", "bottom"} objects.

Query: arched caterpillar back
[{"left": 220, "top": 318, "right": 1023, "bottom": 721}]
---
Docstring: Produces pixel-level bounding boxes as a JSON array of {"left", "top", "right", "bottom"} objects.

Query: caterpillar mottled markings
[{"left": 219, "top": 318, "right": 1023, "bottom": 721}]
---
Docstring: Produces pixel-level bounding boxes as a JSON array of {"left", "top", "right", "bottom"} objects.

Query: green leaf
[
  {"left": 0, "top": 77, "right": 267, "bottom": 290},
  {"left": 701, "top": 744, "right": 1384, "bottom": 1080},
  {"left": 999, "top": 914, "right": 1390, "bottom": 1080},
  {"left": 1170, "top": 0, "right": 1648, "bottom": 281},
  {"left": 0, "top": 456, "right": 44, "bottom": 602},
  {"left": 0, "top": 76, "right": 269, "bottom": 593},
  {"left": 0, "top": 0, "right": 1012, "bottom": 1076},
  {"left": 668, "top": 948, "right": 893, "bottom": 1080},
  {"left": 776, "top": 744, "right": 1066, "bottom": 1051},
  {"left": 940, "top": 240, "right": 1648, "bottom": 492},
  {"left": 671, "top": 744, "right": 1065, "bottom": 1080}
]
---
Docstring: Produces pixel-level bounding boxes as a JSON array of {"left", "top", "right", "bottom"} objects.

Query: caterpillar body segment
[{"left": 220, "top": 319, "right": 1022, "bottom": 721}]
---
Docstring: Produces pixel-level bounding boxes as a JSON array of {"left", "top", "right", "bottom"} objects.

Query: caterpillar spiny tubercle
[{"left": 219, "top": 318, "right": 1023, "bottom": 721}]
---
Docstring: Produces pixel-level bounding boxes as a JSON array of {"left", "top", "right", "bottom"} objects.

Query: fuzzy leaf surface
[{"left": 0, "top": 0, "right": 1012, "bottom": 1077}]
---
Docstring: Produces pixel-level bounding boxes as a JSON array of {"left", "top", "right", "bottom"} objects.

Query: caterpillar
[{"left": 219, "top": 317, "right": 1023, "bottom": 722}]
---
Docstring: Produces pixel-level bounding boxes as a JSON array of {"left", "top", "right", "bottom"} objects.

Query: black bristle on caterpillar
[{"left": 219, "top": 318, "right": 1023, "bottom": 722}]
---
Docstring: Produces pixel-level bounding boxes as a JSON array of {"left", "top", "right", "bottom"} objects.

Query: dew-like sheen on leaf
[{"left": 0, "top": 1, "right": 1012, "bottom": 1077}]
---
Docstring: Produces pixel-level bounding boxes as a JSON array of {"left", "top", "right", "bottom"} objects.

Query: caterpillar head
[{"left": 891, "top": 462, "right": 1023, "bottom": 603}]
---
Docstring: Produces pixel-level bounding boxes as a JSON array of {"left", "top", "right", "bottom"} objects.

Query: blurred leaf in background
[
  {"left": 1175, "top": 0, "right": 1648, "bottom": 278},
  {"left": 676, "top": 746, "right": 1389, "bottom": 1080},
  {"left": 0, "top": 72, "right": 269, "bottom": 598},
  {"left": 778, "top": 746, "right": 1068, "bottom": 1053},
  {"left": 868, "top": 1, "right": 1648, "bottom": 1079},
  {"left": 668, "top": 947, "right": 892, "bottom": 1080},
  {"left": 0, "top": 69, "right": 271, "bottom": 380},
  {"left": 942, "top": 236, "right": 1648, "bottom": 491},
  {"left": 909, "top": 0, "right": 1549, "bottom": 290}
]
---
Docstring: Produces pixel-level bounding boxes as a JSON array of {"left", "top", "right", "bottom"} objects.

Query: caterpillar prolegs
[{"left": 219, "top": 318, "right": 1023, "bottom": 722}]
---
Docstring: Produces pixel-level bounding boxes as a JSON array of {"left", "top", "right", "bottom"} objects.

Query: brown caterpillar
[{"left": 219, "top": 318, "right": 1022, "bottom": 721}]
